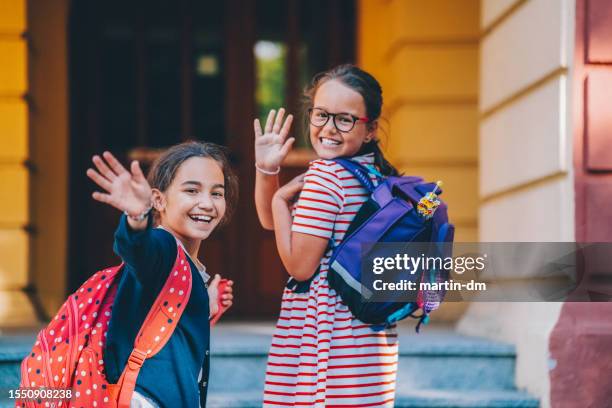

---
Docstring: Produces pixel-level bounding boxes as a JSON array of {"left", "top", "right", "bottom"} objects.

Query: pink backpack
[{"left": 18, "top": 246, "right": 193, "bottom": 407}]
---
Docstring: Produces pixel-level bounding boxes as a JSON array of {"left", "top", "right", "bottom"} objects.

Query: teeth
[
  {"left": 190, "top": 215, "right": 212, "bottom": 223},
  {"left": 321, "top": 137, "right": 340, "bottom": 146}
]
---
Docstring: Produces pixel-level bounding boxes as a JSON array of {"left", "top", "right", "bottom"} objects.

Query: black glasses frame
[{"left": 307, "top": 108, "right": 369, "bottom": 133}]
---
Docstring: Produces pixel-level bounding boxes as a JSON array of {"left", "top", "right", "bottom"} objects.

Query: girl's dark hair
[
  {"left": 147, "top": 141, "right": 238, "bottom": 225},
  {"left": 304, "top": 64, "right": 399, "bottom": 176}
]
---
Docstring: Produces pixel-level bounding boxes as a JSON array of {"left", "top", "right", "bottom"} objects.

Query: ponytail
[{"left": 359, "top": 139, "right": 399, "bottom": 177}]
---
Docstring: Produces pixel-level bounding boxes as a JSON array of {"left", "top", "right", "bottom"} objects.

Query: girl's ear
[
  {"left": 364, "top": 120, "right": 378, "bottom": 143},
  {"left": 151, "top": 188, "right": 166, "bottom": 212}
]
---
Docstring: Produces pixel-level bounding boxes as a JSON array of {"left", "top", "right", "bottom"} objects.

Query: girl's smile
[
  {"left": 319, "top": 136, "right": 342, "bottom": 146},
  {"left": 188, "top": 214, "right": 213, "bottom": 223}
]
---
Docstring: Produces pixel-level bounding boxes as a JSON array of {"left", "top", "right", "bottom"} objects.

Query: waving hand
[
  {"left": 86, "top": 151, "right": 152, "bottom": 217},
  {"left": 254, "top": 108, "right": 295, "bottom": 172}
]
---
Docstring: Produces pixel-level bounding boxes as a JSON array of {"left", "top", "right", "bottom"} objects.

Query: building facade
[{"left": 1, "top": 0, "right": 611, "bottom": 406}]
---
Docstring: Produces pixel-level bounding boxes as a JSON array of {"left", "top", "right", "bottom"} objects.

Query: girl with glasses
[{"left": 254, "top": 64, "right": 399, "bottom": 407}]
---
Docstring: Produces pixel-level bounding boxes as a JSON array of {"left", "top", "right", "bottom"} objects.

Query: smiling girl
[
  {"left": 254, "top": 65, "right": 399, "bottom": 407},
  {"left": 87, "top": 142, "right": 236, "bottom": 407}
]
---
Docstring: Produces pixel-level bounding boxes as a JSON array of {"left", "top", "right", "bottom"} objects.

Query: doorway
[{"left": 68, "top": 0, "right": 355, "bottom": 317}]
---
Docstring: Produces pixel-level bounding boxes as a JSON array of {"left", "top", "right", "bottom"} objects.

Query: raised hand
[
  {"left": 254, "top": 108, "right": 295, "bottom": 173},
  {"left": 86, "top": 151, "right": 152, "bottom": 217}
]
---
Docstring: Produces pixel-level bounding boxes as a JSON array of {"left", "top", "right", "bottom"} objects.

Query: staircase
[
  {"left": 207, "top": 322, "right": 538, "bottom": 408},
  {"left": 0, "top": 323, "right": 539, "bottom": 407}
]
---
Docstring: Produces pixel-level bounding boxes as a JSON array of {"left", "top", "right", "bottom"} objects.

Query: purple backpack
[{"left": 327, "top": 158, "right": 455, "bottom": 332}]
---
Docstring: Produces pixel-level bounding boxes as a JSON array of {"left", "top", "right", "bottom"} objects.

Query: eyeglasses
[{"left": 308, "top": 107, "right": 369, "bottom": 133}]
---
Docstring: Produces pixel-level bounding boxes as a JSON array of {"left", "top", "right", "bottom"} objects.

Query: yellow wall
[
  {"left": 0, "top": 0, "right": 37, "bottom": 326},
  {"left": 358, "top": 0, "right": 480, "bottom": 243},
  {"left": 0, "top": 0, "right": 69, "bottom": 327},
  {"left": 358, "top": 0, "right": 480, "bottom": 322}
]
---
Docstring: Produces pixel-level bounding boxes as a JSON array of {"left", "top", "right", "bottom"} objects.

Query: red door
[
  {"left": 549, "top": 1, "right": 612, "bottom": 406},
  {"left": 575, "top": 0, "right": 612, "bottom": 241}
]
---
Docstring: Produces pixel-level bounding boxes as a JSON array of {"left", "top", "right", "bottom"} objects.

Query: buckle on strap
[{"left": 127, "top": 348, "right": 148, "bottom": 369}]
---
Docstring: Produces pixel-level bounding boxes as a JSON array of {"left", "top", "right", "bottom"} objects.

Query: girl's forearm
[
  {"left": 255, "top": 171, "right": 279, "bottom": 230},
  {"left": 271, "top": 196, "right": 293, "bottom": 266},
  {"left": 271, "top": 197, "right": 320, "bottom": 282}
]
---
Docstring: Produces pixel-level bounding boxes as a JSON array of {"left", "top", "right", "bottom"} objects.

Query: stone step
[
  {"left": 205, "top": 389, "right": 539, "bottom": 408},
  {"left": 0, "top": 322, "right": 538, "bottom": 407},
  {"left": 0, "top": 332, "right": 36, "bottom": 389},
  {"left": 208, "top": 322, "right": 518, "bottom": 393},
  {"left": 0, "top": 331, "right": 38, "bottom": 408}
]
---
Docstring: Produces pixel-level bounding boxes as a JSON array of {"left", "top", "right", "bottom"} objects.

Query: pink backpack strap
[{"left": 112, "top": 245, "right": 192, "bottom": 407}]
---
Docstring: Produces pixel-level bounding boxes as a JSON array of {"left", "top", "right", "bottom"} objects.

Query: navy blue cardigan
[{"left": 103, "top": 215, "right": 210, "bottom": 407}]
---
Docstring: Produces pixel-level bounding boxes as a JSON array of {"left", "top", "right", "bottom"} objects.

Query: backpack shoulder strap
[
  {"left": 115, "top": 244, "right": 192, "bottom": 407},
  {"left": 334, "top": 158, "right": 377, "bottom": 192}
]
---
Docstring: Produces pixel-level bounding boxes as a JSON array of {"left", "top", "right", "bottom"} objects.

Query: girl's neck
[
  {"left": 157, "top": 224, "right": 201, "bottom": 260},
  {"left": 181, "top": 239, "right": 201, "bottom": 261}
]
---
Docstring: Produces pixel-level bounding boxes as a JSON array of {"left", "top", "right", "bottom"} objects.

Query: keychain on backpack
[{"left": 416, "top": 181, "right": 443, "bottom": 219}]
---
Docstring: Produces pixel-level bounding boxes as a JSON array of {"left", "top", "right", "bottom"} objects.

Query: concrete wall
[
  {"left": 0, "top": 0, "right": 37, "bottom": 326},
  {"left": 457, "top": 0, "right": 576, "bottom": 406}
]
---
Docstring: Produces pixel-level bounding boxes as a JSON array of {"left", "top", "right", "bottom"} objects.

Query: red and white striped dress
[{"left": 263, "top": 153, "right": 398, "bottom": 407}]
